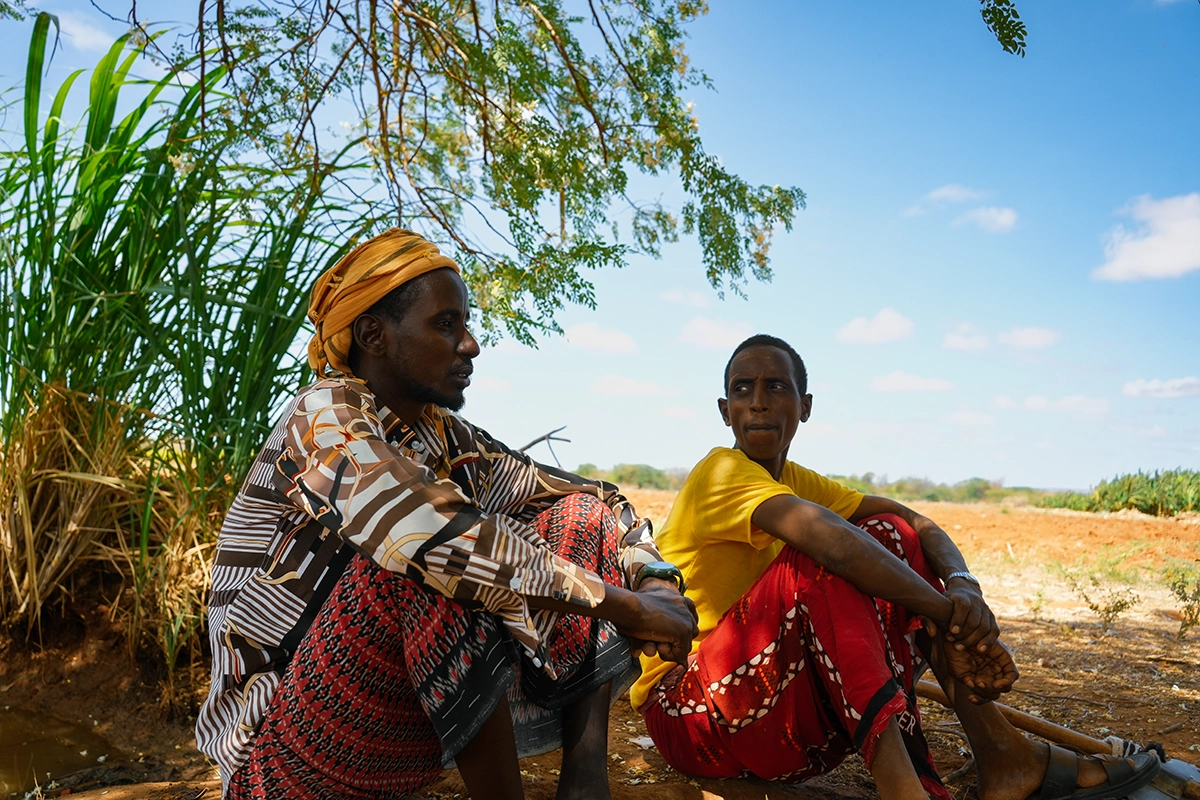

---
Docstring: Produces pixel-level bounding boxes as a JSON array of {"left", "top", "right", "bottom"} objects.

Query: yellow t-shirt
[{"left": 629, "top": 446, "right": 864, "bottom": 711}]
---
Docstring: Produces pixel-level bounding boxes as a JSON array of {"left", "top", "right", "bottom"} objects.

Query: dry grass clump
[
  {"left": 0, "top": 14, "right": 367, "bottom": 690},
  {"left": 0, "top": 387, "right": 224, "bottom": 702},
  {"left": 0, "top": 387, "right": 134, "bottom": 633}
]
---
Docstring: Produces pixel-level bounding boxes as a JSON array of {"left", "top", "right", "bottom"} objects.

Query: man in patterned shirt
[{"left": 196, "top": 229, "right": 698, "bottom": 800}]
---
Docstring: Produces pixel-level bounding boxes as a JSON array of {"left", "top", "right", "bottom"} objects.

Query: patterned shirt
[{"left": 196, "top": 377, "right": 661, "bottom": 786}]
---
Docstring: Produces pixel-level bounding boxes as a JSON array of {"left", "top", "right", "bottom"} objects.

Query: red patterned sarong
[
  {"left": 641, "top": 514, "right": 952, "bottom": 800},
  {"left": 229, "top": 493, "right": 631, "bottom": 800}
]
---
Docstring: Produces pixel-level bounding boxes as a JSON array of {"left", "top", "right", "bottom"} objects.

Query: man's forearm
[
  {"left": 853, "top": 495, "right": 972, "bottom": 584},
  {"left": 755, "top": 496, "right": 954, "bottom": 625}
]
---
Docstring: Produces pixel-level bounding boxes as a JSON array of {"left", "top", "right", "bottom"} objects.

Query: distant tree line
[
  {"left": 581, "top": 466, "right": 1199, "bottom": 519},
  {"left": 830, "top": 474, "right": 1038, "bottom": 505},
  {"left": 575, "top": 463, "right": 689, "bottom": 491}
]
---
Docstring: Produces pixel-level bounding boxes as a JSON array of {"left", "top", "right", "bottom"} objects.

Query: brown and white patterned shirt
[{"left": 196, "top": 377, "right": 661, "bottom": 786}]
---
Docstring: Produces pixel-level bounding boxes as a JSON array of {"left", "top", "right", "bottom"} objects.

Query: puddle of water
[{"left": 0, "top": 706, "right": 123, "bottom": 797}]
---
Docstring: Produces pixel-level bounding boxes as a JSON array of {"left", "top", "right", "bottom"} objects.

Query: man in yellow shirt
[{"left": 633, "top": 334, "right": 1160, "bottom": 800}]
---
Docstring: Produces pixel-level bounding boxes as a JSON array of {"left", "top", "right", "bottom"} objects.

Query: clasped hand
[
  {"left": 620, "top": 579, "right": 699, "bottom": 664},
  {"left": 943, "top": 583, "right": 1000, "bottom": 655}
]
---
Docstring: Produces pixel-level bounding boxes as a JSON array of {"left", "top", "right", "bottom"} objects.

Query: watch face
[{"left": 639, "top": 562, "right": 686, "bottom": 592}]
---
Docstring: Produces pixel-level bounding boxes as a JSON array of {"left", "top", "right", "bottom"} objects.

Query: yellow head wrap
[{"left": 307, "top": 228, "right": 460, "bottom": 377}]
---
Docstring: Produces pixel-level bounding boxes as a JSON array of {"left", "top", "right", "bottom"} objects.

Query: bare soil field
[{"left": 2, "top": 496, "right": 1197, "bottom": 800}]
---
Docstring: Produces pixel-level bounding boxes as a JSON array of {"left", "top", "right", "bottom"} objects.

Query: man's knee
[
  {"left": 856, "top": 513, "right": 919, "bottom": 553},
  {"left": 554, "top": 491, "right": 615, "bottom": 523}
]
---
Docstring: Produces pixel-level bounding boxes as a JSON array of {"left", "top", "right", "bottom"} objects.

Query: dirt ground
[{"left": 2, "top": 496, "right": 1197, "bottom": 800}]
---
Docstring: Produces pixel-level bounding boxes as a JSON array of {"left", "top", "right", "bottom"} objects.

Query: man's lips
[{"left": 449, "top": 364, "right": 473, "bottom": 384}]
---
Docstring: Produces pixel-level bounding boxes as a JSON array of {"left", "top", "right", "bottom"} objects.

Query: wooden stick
[{"left": 915, "top": 680, "right": 1110, "bottom": 756}]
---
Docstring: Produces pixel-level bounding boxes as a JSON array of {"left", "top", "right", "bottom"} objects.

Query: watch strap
[
  {"left": 635, "top": 561, "right": 687, "bottom": 593},
  {"left": 946, "top": 570, "right": 980, "bottom": 586}
]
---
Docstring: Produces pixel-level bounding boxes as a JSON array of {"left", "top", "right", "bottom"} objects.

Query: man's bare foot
[
  {"left": 919, "top": 629, "right": 1157, "bottom": 800},
  {"left": 976, "top": 739, "right": 1158, "bottom": 800}
]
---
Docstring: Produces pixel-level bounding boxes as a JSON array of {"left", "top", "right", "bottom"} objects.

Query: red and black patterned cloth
[
  {"left": 198, "top": 377, "right": 661, "bottom": 787},
  {"left": 229, "top": 493, "right": 635, "bottom": 800},
  {"left": 642, "top": 514, "right": 953, "bottom": 800}
]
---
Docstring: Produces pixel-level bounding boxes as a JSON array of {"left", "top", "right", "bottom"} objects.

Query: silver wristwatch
[{"left": 946, "top": 570, "right": 980, "bottom": 586}]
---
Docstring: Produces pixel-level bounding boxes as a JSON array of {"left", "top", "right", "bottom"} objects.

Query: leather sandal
[{"left": 1032, "top": 743, "right": 1161, "bottom": 800}]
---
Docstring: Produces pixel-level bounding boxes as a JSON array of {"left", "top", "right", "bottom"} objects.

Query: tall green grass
[
  {"left": 1038, "top": 469, "right": 1200, "bottom": 518},
  {"left": 0, "top": 13, "right": 375, "bottom": 684}
]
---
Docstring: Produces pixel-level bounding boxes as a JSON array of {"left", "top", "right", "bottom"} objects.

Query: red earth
[{"left": 2, "top": 496, "right": 1197, "bottom": 799}]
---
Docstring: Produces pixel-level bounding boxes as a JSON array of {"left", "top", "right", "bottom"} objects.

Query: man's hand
[
  {"left": 943, "top": 580, "right": 1000, "bottom": 655},
  {"left": 927, "top": 619, "right": 1018, "bottom": 704},
  {"left": 618, "top": 582, "right": 698, "bottom": 664}
]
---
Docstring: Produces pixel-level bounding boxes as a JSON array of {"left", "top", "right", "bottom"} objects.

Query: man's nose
[
  {"left": 750, "top": 386, "right": 769, "bottom": 410},
  {"left": 459, "top": 328, "right": 481, "bottom": 358}
]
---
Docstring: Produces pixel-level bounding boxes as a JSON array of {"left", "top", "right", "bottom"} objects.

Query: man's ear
[
  {"left": 351, "top": 313, "right": 388, "bottom": 359},
  {"left": 799, "top": 393, "right": 813, "bottom": 423},
  {"left": 717, "top": 397, "right": 731, "bottom": 427}
]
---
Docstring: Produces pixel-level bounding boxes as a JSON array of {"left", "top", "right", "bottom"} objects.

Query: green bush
[
  {"left": 1038, "top": 470, "right": 1200, "bottom": 517},
  {"left": 1164, "top": 561, "right": 1200, "bottom": 640},
  {"left": 1066, "top": 573, "right": 1140, "bottom": 633}
]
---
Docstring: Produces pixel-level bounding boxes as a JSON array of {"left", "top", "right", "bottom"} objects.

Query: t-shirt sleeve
[
  {"left": 786, "top": 463, "right": 864, "bottom": 519},
  {"left": 689, "top": 451, "right": 798, "bottom": 550}
]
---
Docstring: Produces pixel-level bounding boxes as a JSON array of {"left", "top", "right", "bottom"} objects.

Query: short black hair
[{"left": 723, "top": 334, "right": 808, "bottom": 395}]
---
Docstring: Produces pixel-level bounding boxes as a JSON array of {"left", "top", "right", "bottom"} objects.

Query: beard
[{"left": 396, "top": 371, "right": 467, "bottom": 412}]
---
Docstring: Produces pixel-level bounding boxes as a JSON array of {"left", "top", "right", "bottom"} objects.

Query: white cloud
[
  {"left": 991, "top": 395, "right": 1017, "bottom": 410},
  {"left": 1122, "top": 377, "right": 1200, "bottom": 399},
  {"left": 1022, "top": 395, "right": 1109, "bottom": 419},
  {"left": 954, "top": 206, "right": 1018, "bottom": 233},
  {"left": 677, "top": 316, "right": 754, "bottom": 349},
  {"left": 1092, "top": 193, "right": 1200, "bottom": 281},
  {"left": 945, "top": 411, "right": 995, "bottom": 427},
  {"left": 658, "top": 289, "right": 709, "bottom": 309},
  {"left": 470, "top": 377, "right": 510, "bottom": 392},
  {"left": 661, "top": 405, "right": 699, "bottom": 419},
  {"left": 591, "top": 375, "right": 674, "bottom": 396},
  {"left": 58, "top": 11, "right": 117, "bottom": 53},
  {"left": 835, "top": 308, "right": 914, "bottom": 344},
  {"left": 926, "top": 184, "right": 987, "bottom": 204},
  {"left": 943, "top": 322, "right": 990, "bottom": 351},
  {"left": 565, "top": 322, "right": 637, "bottom": 353},
  {"left": 905, "top": 184, "right": 988, "bottom": 216},
  {"left": 997, "top": 326, "right": 1060, "bottom": 349},
  {"left": 869, "top": 371, "right": 957, "bottom": 393}
]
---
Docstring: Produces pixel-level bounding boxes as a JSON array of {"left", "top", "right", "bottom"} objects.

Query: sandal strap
[
  {"left": 1099, "top": 754, "right": 1136, "bottom": 785},
  {"left": 1041, "top": 744, "right": 1080, "bottom": 800}
]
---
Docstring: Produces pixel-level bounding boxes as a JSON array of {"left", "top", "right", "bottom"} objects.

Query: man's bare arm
[
  {"left": 753, "top": 494, "right": 1014, "bottom": 698},
  {"left": 752, "top": 495, "right": 954, "bottom": 625},
  {"left": 850, "top": 495, "right": 999, "bottom": 653}
]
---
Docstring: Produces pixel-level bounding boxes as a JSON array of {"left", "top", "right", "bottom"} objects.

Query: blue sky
[{"left": 4, "top": 2, "right": 1199, "bottom": 489}]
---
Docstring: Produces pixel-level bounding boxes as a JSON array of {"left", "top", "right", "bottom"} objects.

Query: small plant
[
  {"left": 1027, "top": 589, "right": 1046, "bottom": 621},
  {"left": 1067, "top": 574, "right": 1140, "bottom": 633},
  {"left": 1164, "top": 562, "right": 1200, "bottom": 641}
]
